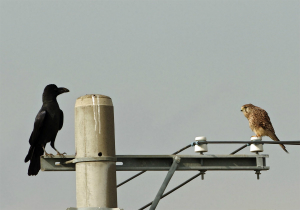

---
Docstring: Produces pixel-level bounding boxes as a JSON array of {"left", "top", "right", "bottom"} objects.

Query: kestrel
[{"left": 241, "top": 104, "right": 288, "bottom": 153}]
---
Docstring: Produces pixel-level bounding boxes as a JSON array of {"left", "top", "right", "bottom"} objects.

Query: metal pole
[
  {"left": 149, "top": 156, "right": 181, "bottom": 210},
  {"left": 75, "top": 94, "right": 117, "bottom": 208}
]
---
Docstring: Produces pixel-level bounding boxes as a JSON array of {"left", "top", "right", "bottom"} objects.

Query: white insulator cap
[
  {"left": 194, "top": 136, "right": 208, "bottom": 153},
  {"left": 250, "top": 136, "right": 263, "bottom": 153},
  {"left": 195, "top": 136, "right": 206, "bottom": 141}
]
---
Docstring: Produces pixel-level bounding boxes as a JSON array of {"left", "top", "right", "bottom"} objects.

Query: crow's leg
[
  {"left": 54, "top": 149, "right": 66, "bottom": 157},
  {"left": 50, "top": 141, "right": 66, "bottom": 157},
  {"left": 42, "top": 146, "right": 54, "bottom": 157}
]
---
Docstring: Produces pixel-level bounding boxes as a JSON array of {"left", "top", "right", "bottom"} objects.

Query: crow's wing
[
  {"left": 29, "top": 110, "right": 47, "bottom": 146},
  {"left": 59, "top": 109, "right": 63, "bottom": 130}
]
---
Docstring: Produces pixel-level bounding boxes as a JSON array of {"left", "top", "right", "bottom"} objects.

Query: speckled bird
[{"left": 241, "top": 104, "right": 288, "bottom": 153}]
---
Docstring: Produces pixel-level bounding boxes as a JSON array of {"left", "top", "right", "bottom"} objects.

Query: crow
[{"left": 24, "top": 84, "right": 69, "bottom": 176}]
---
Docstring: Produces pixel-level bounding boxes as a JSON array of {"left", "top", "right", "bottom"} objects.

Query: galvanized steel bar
[
  {"left": 41, "top": 154, "right": 269, "bottom": 171},
  {"left": 149, "top": 156, "right": 181, "bottom": 210},
  {"left": 116, "top": 144, "right": 191, "bottom": 188},
  {"left": 115, "top": 155, "right": 269, "bottom": 171}
]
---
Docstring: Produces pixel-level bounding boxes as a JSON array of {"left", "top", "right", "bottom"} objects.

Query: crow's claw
[
  {"left": 45, "top": 152, "right": 54, "bottom": 158},
  {"left": 56, "top": 152, "right": 66, "bottom": 158}
]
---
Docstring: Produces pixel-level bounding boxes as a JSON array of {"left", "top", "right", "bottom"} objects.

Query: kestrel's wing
[{"left": 257, "top": 108, "right": 275, "bottom": 133}]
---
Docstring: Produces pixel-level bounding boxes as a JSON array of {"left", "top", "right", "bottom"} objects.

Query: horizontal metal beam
[{"left": 41, "top": 154, "right": 269, "bottom": 172}]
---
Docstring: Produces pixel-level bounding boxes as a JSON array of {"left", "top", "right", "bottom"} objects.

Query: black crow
[{"left": 24, "top": 84, "right": 69, "bottom": 176}]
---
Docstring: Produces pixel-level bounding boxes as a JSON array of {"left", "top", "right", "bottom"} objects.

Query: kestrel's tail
[{"left": 269, "top": 133, "right": 289, "bottom": 153}]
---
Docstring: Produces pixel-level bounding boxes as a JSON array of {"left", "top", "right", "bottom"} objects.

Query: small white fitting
[
  {"left": 250, "top": 136, "right": 263, "bottom": 153},
  {"left": 194, "top": 136, "right": 208, "bottom": 154}
]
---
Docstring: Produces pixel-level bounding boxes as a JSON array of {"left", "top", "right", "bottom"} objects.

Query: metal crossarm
[
  {"left": 116, "top": 155, "right": 269, "bottom": 171},
  {"left": 116, "top": 140, "right": 298, "bottom": 187},
  {"left": 137, "top": 144, "right": 268, "bottom": 210},
  {"left": 40, "top": 154, "right": 269, "bottom": 171}
]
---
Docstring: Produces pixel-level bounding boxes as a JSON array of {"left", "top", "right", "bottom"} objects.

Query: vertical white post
[{"left": 75, "top": 94, "right": 117, "bottom": 208}]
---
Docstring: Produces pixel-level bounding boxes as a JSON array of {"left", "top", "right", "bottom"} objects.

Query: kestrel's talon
[{"left": 251, "top": 135, "right": 260, "bottom": 138}]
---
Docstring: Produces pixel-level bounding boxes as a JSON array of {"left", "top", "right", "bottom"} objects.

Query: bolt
[
  {"left": 255, "top": 170, "right": 261, "bottom": 180},
  {"left": 200, "top": 170, "right": 206, "bottom": 180}
]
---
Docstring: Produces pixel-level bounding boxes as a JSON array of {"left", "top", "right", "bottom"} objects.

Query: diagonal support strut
[{"left": 150, "top": 156, "right": 181, "bottom": 210}]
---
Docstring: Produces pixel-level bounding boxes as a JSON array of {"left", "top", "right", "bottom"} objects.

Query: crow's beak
[{"left": 58, "top": 87, "right": 70, "bottom": 94}]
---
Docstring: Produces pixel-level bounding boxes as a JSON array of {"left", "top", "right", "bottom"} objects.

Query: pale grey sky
[{"left": 1, "top": 1, "right": 299, "bottom": 210}]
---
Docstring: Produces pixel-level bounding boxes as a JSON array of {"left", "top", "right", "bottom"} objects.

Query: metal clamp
[
  {"left": 64, "top": 157, "right": 117, "bottom": 164},
  {"left": 174, "top": 156, "right": 181, "bottom": 163}
]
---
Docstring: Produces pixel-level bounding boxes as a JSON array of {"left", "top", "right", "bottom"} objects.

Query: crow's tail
[
  {"left": 27, "top": 146, "right": 44, "bottom": 176},
  {"left": 25, "top": 146, "right": 34, "bottom": 163}
]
